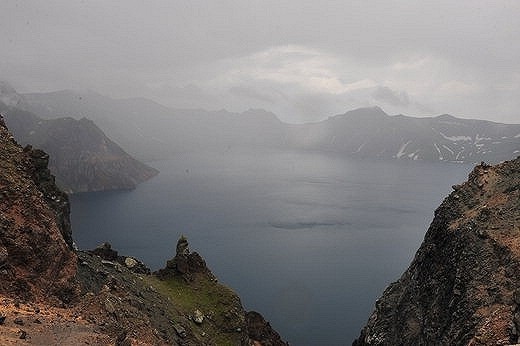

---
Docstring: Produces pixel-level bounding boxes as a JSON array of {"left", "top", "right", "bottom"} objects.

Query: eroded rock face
[
  {"left": 156, "top": 236, "right": 212, "bottom": 281},
  {"left": 1, "top": 102, "right": 158, "bottom": 193},
  {"left": 0, "top": 115, "right": 77, "bottom": 303},
  {"left": 23, "top": 145, "right": 73, "bottom": 249},
  {"left": 354, "top": 157, "right": 520, "bottom": 346},
  {"left": 246, "top": 311, "right": 289, "bottom": 346},
  {"left": 88, "top": 242, "right": 150, "bottom": 274}
]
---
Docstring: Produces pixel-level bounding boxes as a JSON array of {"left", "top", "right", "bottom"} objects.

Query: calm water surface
[{"left": 70, "top": 150, "right": 472, "bottom": 345}]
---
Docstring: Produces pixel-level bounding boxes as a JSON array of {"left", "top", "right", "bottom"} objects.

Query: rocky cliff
[
  {"left": 1, "top": 104, "right": 158, "bottom": 193},
  {"left": 354, "top": 157, "right": 520, "bottom": 345},
  {"left": 0, "top": 115, "right": 77, "bottom": 304},
  {"left": 0, "top": 83, "right": 159, "bottom": 193},
  {"left": 0, "top": 116, "right": 286, "bottom": 345}
]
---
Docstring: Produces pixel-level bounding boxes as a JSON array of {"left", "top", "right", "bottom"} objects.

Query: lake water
[{"left": 70, "top": 150, "right": 472, "bottom": 345}]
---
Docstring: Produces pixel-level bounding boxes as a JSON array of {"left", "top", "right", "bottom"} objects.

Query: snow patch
[
  {"left": 433, "top": 143, "right": 443, "bottom": 160},
  {"left": 476, "top": 134, "right": 492, "bottom": 141},
  {"left": 438, "top": 131, "right": 471, "bottom": 142},
  {"left": 442, "top": 145, "right": 454, "bottom": 155},
  {"left": 354, "top": 141, "right": 366, "bottom": 153},
  {"left": 396, "top": 140, "right": 412, "bottom": 158}
]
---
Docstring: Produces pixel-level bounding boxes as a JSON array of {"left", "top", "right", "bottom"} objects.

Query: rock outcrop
[
  {"left": 155, "top": 237, "right": 288, "bottom": 345},
  {"left": 247, "top": 311, "right": 289, "bottom": 346},
  {"left": 354, "top": 157, "right": 520, "bottom": 345},
  {"left": 0, "top": 115, "right": 77, "bottom": 303},
  {"left": 156, "top": 235, "right": 213, "bottom": 281}
]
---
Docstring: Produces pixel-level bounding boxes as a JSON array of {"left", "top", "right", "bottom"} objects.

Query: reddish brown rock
[
  {"left": 0, "top": 114, "right": 78, "bottom": 304},
  {"left": 354, "top": 157, "right": 520, "bottom": 345}
]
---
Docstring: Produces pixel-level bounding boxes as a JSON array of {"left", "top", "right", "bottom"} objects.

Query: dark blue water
[{"left": 70, "top": 150, "right": 472, "bottom": 345}]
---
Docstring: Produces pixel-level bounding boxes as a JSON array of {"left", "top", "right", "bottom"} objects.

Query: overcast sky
[{"left": 1, "top": 0, "right": 519, "bottom": 123}]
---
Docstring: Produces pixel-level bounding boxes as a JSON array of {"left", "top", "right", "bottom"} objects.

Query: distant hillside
[
  {"left": 23, "top": 90, "right": 287, "bottom": 160},
  {"left": 287, "top": 107, "right": 520, "bottom": 163},
  {"left": 0, "top": 100, "right": 158, "bottom": 193},
  {"left": 23, "top": 89, "right": 520, "bottom": 164}
]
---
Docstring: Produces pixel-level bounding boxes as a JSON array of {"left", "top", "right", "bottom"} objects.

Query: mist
[
  {"left": 1, "top": 0, "right": 519, "bottom": 123},
  {"left": 1, "top": 2, "right": 519, "bottom": 345}
]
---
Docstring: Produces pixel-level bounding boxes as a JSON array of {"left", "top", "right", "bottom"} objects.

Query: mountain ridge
[{"left": 22, "top": 88, "right": 520, "bottom": 164}]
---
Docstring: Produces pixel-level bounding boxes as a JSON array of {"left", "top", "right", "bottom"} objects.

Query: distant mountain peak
[
  {"left": 242, "top": 108, "right": 282, "bottom": 123},
  {"left": 435, "top": 113, "right": 457, "bottom": 120},
  {"left": 328, "top": 106, "right": 389, "bottom": 121},
  {"left": 345, "top": 106, "right": 387, "bottom": 116}
]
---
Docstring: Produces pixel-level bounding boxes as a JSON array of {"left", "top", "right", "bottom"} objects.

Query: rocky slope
[
  {"left": 0, "top": 116, "right": 77, "bottom": 304},
  {"left": 287, "top": 107, "right": 520, "bottom": 164},
  {"left": 353, "top": 156, "right": 520, "bottom": 345},
  {"left": 0, "top": 116, "right": 286, "bottom": 345},
  {"left": 0, "top": 102, "right": 158, "bottom": 193}
]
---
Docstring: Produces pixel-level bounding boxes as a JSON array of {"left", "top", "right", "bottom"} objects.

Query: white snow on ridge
[
  {"left": 396, "top": 140, "right": 412, "bottom": 158},
  {"left": 438, "top": 131, "right": 472, "bottom": 142},
  {"left": 433, "top": 143, "right": 443, "bottom": 160},
  {"left": 407, "top": 149, "right": 420, "bottom": 160},
  {"left": 476, "top": 134, "right": 492, "bottom": 141},
  {"left": 354, "top": 141, "right": 366, "bottom": 153},
  {"left": 442, "top": 145, "right": 454, "bottom": 155}
]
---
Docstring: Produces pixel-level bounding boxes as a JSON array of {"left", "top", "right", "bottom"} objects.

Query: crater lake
[{"left": 70, "top": 149, "right": 472, "bottom": 345}]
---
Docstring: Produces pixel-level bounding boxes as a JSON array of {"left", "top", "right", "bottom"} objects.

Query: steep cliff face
[
  {"left": 354, "top": 157, "right": 520, "bottom": 345},
  {"left": 0, "top": 115, "right": 77, "bottom": 303},
  {"left": 1, "top": 98, "right": 158, "bottom": 193}
]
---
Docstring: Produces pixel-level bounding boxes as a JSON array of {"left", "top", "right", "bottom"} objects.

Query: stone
[
  {"left": 171, "top": 322, "right": 186, "bottom": 338},
  {"left": 0, "top": 315, "right": 5, "bottom": 325},
  {"left": 193, "top": 309, "right": 204, "bottom": 324},
  {"left": 124, "top": 257, "right": 137, "bottom": 268},
  {"left": 105, "top": 299, "right": 116, "bottom": 314},
  {"left": 13, "top": 317, "right": 24, "bottom": 325},
  {"left": 101, "top": 260, "right": 115, "bottom": 267},
  {"left": 176, "top": 236, "right": 190, "bottom": 256},
  {"left": 91, "top": 242, "right": 118, "bottom": 261}
]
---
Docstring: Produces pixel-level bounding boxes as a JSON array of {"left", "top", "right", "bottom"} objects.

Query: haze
[{"left": 1, "top": 0, "right": 519, "bottom": 124}]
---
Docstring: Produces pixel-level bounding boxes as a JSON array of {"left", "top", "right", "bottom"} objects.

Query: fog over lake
[{"left": 70, "top": 150, "right": 472, "bottom": 345}]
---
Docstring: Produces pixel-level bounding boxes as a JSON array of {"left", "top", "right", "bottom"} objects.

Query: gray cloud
[
  {"left": 0, "top": 0, "right": 519, "bottom": 123},
  {"left": 372, "top": 87, "right": 410, "bottom": 107}
]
